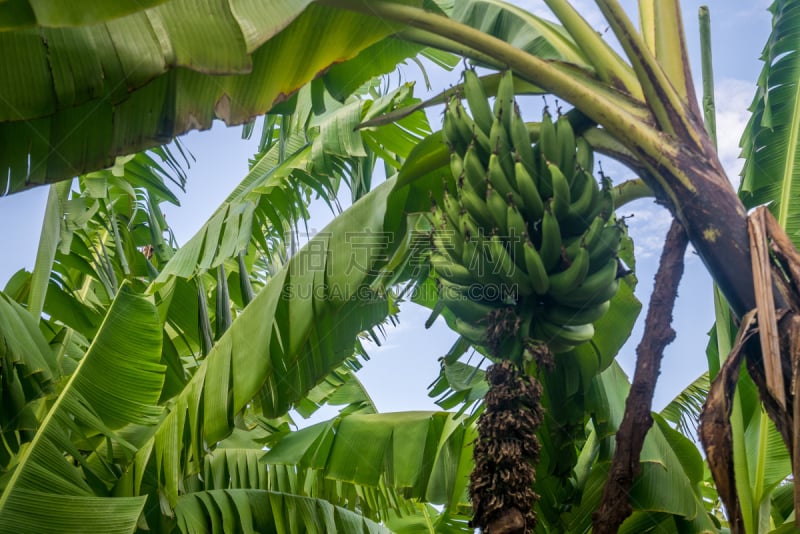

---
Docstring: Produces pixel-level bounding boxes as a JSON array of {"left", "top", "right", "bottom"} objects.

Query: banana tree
[{"left": 3, "top": 0, "right": 800, "bottom": 532}]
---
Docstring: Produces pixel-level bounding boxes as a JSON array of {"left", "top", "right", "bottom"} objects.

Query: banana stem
[
  {"left": 543, "top": 0, "right": 642, "bottom": 98},
  {"left": 612, "top": 178, "right": 654, "bottom": 207},
  {"left": 699, "top": 6, "right": 717, "bottom": 147}
]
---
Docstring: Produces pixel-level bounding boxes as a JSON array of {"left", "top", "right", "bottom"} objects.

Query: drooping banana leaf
[
  {"left": 175, "top": 488, "right": 391, "bottom": 534},
  {"left": 0, "top": 283, "right": 164, "bottom": 533},
  {"left": 149, "top": 177, "right": 420, "bottom": 509},
  {"left": 0, "top": 1, "right": 423, "bottom": 193},
  {"left": 740, "top": 0, "right": 800, "bottom": 245},
  {"left": 262, "top": 410, "right": 475, "bottom": 515}
]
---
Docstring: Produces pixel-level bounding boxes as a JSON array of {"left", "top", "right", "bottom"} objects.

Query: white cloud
[
  {"left": 713, "top": 78, "right": 756, "bottom": 187},
  {"left": 621, "top": 202, "right": 674, "bottom": 261}
]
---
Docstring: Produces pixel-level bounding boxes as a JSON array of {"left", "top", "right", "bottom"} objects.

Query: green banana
[
  {"left": 547, "top": 246, "right": 590, "bottom": 298},
  {"left": 493, "top": 69, "right": 515, "bottom": 132},
  {"left": 462, "top": 143, "right": 487, "bottom": 195},
  {"left": 442, "top": 102, "right": 467, "bottom": 153},
  {"left": 432, "top": 222, "right": 463, "bottom": 263},
  {"left": 461, "top": 232, "right": 486, "bottom": 278},
  {"left": 510, "top": 104, "right": 536, "bottom": 175},
  {"left": 538, "top": 111, "right": 558, "bottom": 169},
  {"left": 560, "top": 170, "right": 600, "bottom": 236},
  {"left": 428, "top": 203, "right": 446, "bottom": 229},
  {"left": 506, "top": 202, "right": 529, "bottom": 256},
  {"left": 489, "top": 115, "right": 511, "bottom": 155},
  {"left": 459, "top": 209, "right": 484, "bottom": 243},
  {"left": 556, "top": 114, "right": 576, "bottom": 178},
  {"left": 430, "top": 252, "right": 474, "bottom": 286},
  {"left": 488, "top": 233, "right": 533, "bottom": 295},
  {"left": 564, "top": 215, "right": 605, "bottom": 259},
  {"left": 556, "top": 257, "right": 620, "bottom": 307},
  {"left": 449, "top": 152, "right": 464, "bottom": 181},
  {"left": 548, "top": 162, "right": 572, "bottom": 220},
  {"left": 487, "top": 152, "right": 523, "bottom": 205},
  {"left": 463, "top": 68, "right": 494, "bottom": 136},
  {"left": 530, "top": 323, "right": 575, "bottom": 354},
  {"left": 514, "top": 160, "right": 544, "bottom": 223},
  {"left": 523, "top": 238, "right": 550, "bottom": 295},
  {"left": 452, "top": 98, "right": 492, "bottom": 155},
  {"left": 442, "top": 190, "right": 462, "bottom": 229},
  {"left": 439, "top": 280, "right": 497, "bottom": 323},
  {"left": 489, "top": 117, "right": 516, "bottom": 182},
  {"left": 538, "top": 204, "right": 562, "bottom": 272},
  {"left": 539, "top": 319, "right": 595, "bottom": 346},
  {"left": 458, "top": 179, "right": 494, "bottom": 229},
  {"left": 575, "top": 136, "right": 594, "bottom": 172},
  {"left": 486, "top": 184, "right": 509, "bottom": 235},
  {"left": 588, "top": 223, "right": 623, "bottom": 272},
  {"left": 454, "top": 317, "right": 488, "bottom": 345},
  {"left": 543, "top": 300, "right": 611, "bottom": 327}
]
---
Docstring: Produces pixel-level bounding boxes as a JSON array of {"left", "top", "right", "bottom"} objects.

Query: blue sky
[{"left": 0, "top": 2, "right": 774, "bottom": 419}]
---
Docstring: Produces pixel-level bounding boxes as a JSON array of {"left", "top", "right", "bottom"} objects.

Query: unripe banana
[
  {"left": 493, "top": 69, "right": 515, "bottom": 132},
  {"left": 428, "top": 203, "right": 446, "bottom": 229},
  {"left": 486, "top": 184, "right": 509, "bottom": 235},
  {"left": 487, "top": 152, "right": 523, "bottom": 206},
  {"left": 564, "top": 215, "right": 605, "bottom": 259},
  {"left": 442, "top": 103, "right": 467, "bottom": 153},
  {"left": 442, "top": 190, "right": 462, "bottom": 230},
  {"left": 510, "top": 104, "right": 536, "bottom": 176},
  {"left": 489, "top": 116, "right": 516, "bottom": 180},
  {"left": 449, "top": 152, "right": 464, "bottom": 181},
  {"left": 534, "top": 142, "right": 553, "bottom": 199},
  {"left": 539, "top": 319, "right": 595, "bottom": 346},
  {"left": 459, "top": 209, "right": 484, "bottom": 244},
  {"left": 523, "top": 239, "right": 550, "bottom": 295},
  {"left": 560, "top": 170, "right": 600, "bottom": 236},
  {"left": 461, "top": 232, "right": 486, "bottom": 278},
  {"left": 556, "top": 258, "right": 620, "bottom": 307},
  {"left": 530, "top": 323, "right": 575, "bottom": 354},
  {"left": 548, "top": 162, "right": 572, "bottom": 220},
  {"left": 575, "top": 136, "right": 594, "bottom": 172},
  {"left": 451, "top": 98, "right": 492, "bottom": 155},
  {"left": 462, "top": 143, "right": 487, "bottom": 195},
  {"left": 538, "top": 111, "right": 558, "bottom": 169},
  {"left": 556, "top": 114, "right": 576, "bottom": 178},
  {"left": 547, "top": 246, "right": 590, "bottom": 298},
  {"left": 463, "top": 68, "right": 494, "bottom": 136},
  {"left": 539, "top": 204, "right": 562, "bottom": 272},
  {"left": 514, "top": 160, "right": 544, "bottom": 223},
  {"left": 439, "top": 279, "right": 497, "bottom": 323},
  {"left": 588, "top": 223, "right": 623, "bottom": 272},
  {"left": 581, "top": 215, "right": 607, "bottom": 251},
  {"left": 430, "top": 252, "right": 475, "bottom": 286},
  {"left": 458, "top": 179, "right": 494, "bottom": 229},
  {"left": 488, "top": 233, "right": 532, "bottom": 295},
  {"left": 433, "top": 208, "right": 465, "bottom": 259},
  {"left": 506, "top": 202, "right": 529, "bottom": 256},
  {"left": 543, "top": 299, "right": 611, "bottom": 327},
  {"left": 432, "top": 225, "right": 462, "bottom": 263},
  {"left": 454, "top": 317, "right": 488, "bottom": 345}
]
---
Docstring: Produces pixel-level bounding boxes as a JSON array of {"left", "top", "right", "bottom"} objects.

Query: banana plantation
[{"left": 1, "top": 1, "right": 799, "bottom": 533}]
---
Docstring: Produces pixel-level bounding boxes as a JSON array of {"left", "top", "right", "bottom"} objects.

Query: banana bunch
[{"left": 429, "top": 68, "right": 626, "bottom": 356}]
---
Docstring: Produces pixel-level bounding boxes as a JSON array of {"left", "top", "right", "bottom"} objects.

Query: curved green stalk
[
  {"left": 597, "top": 0, "right": 701, "bottom": 141},
  {"left": 318, "top": 0, "right": 700, "bottom": 206},
  {"left": 543, "top": 0, "right": 642, "bottom": 98},
  {"left": 639, "top": 0, "right": 700, "bottom": 113},
  {"left": 612, "top": 178, "right": 654, "bottom": 207},
  {"left": 394, "top": 28, "right": 504, "bottom": 69}
]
